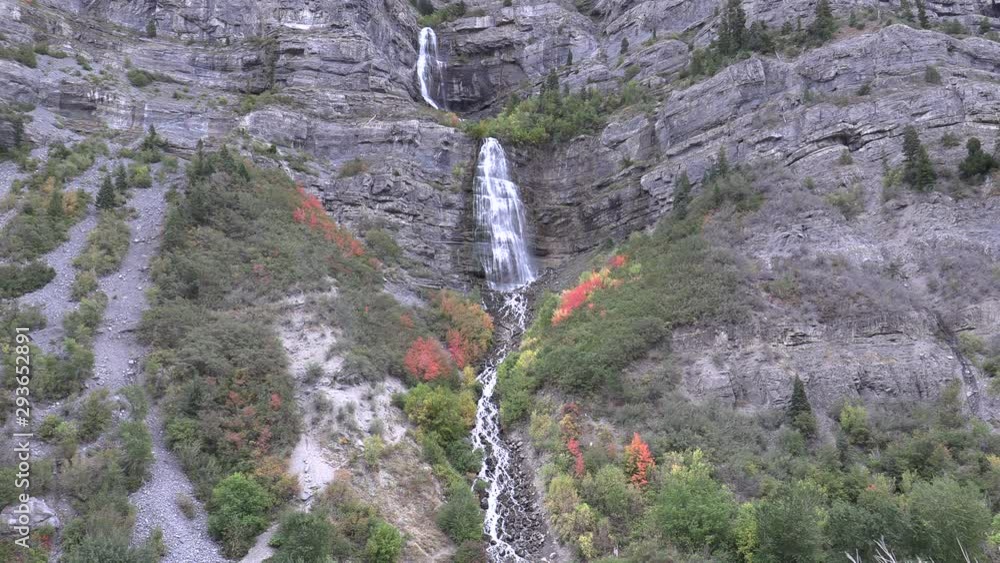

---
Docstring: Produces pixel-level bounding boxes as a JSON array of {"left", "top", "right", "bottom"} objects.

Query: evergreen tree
[
  {"left": 718, "top": 0, "right": 747, "bottom": 55},
  {"left": 620, "top": 37, "right": 630, "bottom": 55},
  {"left": 48, "top": 187, "right": 64, "bottom": 218},
  {"left": 810, "top": 0, "right": 836, "bottom": 41},
  {"left": 146, "top": 20, "right": 157, "bottom": 38},
  {"left": 959, "top": 137, "right": 997, "bottom": 180},
  {"left": 916, "top": 0, "right": 929, "bottom": 28},
  {"left": 900, "top": 0, "right": 913, "bottom": 21},
  {"left": 566, "top": 50, "right": 573, "bottom": 66},
  {"left": 788, "top": 376, "right": 817, "bottom": 437},
  {"left": 901, "top": 125, "right": 936, "bottom": 191},
  {"left": 96, "top": 175, "right": 116, "bottom": 210},
  {"left": 672, "top": 171, "right": 692, "bottom": 220},
  {"left": 114, "top": 163, "right": 128, "bottom": 192}
]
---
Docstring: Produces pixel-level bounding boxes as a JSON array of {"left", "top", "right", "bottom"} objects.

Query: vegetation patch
[{"left": 464, "top": 71, "right": 648, "bottom": 146}]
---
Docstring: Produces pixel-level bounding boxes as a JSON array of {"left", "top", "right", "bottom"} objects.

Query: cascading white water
[
  {"left": 417, "top": 27, "right": 444, "bottom": 109},
  {"left": 471, "top": 138, "right": 537, "bottom": 562},
  {"left": 472, "top": 293, "right": 531, "bottom": 562},
  {"left": 474, "top": 138, "right": 536, "bottom": 292}
]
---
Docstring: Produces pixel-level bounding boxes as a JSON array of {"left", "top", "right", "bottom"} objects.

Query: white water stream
[
  {"left": 417, "top": 27, "right": 444, "bottom": 109},
  {"left": 471, "top": 138, "right": 536, "bottom": 561}
]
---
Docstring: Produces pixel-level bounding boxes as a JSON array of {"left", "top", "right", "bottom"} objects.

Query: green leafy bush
[
  {"left": 464, "top": 72, "right": 647, "bottom": 146},
  {"left": 74, "top": 211, "right": 130, "bottom": 275},
  {"left": 436, "top": 484, "right": 484, "bottom": 543},
  {"left": 0, "top": 261, "right": 55, "bottom": 298},
  {"left": 207, "top": 473, "right": 274, "bottom": 558},
  {"left": 364, "top": 519, "right": 404, "bottom": 563}
]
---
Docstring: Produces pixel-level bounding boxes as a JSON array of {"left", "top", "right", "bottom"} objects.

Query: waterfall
[
  {"left": 417, "top": 27, "right": 444, "bottom": 109},
  {"left": 474, "top": 138, "right": 536, "bottom": 292},
  {"left": 470, "top": 138, "right": 539, "bottom": 562}
]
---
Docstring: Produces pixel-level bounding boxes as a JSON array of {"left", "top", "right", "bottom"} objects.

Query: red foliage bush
[
  {"left": 403, "top": 337, "right": 452, "bottom": 381},
  {"left": 435, "top": 290, "right": 494, "bottom": 368},
  {"left": 624, "top": 432, "right": 655, "bottom": 487},
  {"left": 292, "top": 188, "right": 365, "bottom": 258},
  {"left": 567, "top": 437, "right": 585, "bottom": 477},
  {"left": 551, "top": 256, "right": 628, "bottom": 326}
]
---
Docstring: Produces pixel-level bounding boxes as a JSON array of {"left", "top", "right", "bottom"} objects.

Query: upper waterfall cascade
[
  {"left": 474, "top": 138, "right": 536, "bottom": 291},
  {"left": 417, "top": 27, "right": 444, "bottom": 109}
]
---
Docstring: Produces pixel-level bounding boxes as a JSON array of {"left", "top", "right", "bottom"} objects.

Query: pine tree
[
  {"left": 959, "top": 137, "right": 996, "bottom": 180},
  {"left": 901, "top": 126, "right": 936, "bottom": 191},
  {"left": 916, "top": 0, "right": 929, "bottom": 28},
  {"left": 672, "top": 171, "right": 692, "bottom": 220},
  {"left": 566, "top": 50, "right": 573, "bottom": 66},
  {"left": 114, "top": 163, "right": 128, "bottom": 192},
  {"left": 48, "top": 188, "right": 64, "bottom": 218},
  {"left": 96, "top": 175, "right": 116, "bottom": 210},
  {"left": 811, "top": 0, "right": 836, "bottom": 41},
  {"left": 146, "top": 20, "right": 157, "bottom": 38},
  {"left": 899, "top": 0, "right": 913, "bottom": 22},
  {"left": 620, "top": 37, "right": 629, "bottom": 55},
  {"left": 718, "top": 0, "right": 747, "bottom": 55},
  {"left": 788, "top": 376, "right": 817, "bottom": 437}
]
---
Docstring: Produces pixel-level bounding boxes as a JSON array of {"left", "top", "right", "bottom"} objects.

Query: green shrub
[
  {"left": 127, "top": 69, "right": 156, "bottom": 87},
  {"left": 77, "top": 390, "right": 112, "bottom": 442},
  {"left": 417, "top": 1, "right": 467, "bottom": 27},
  {"left": 0, "top": 261, "right": 55, "bottom": 298},
  {"left": 436, "top": 484, "right": 484, "bottom": 543},
  {"left": 754, "top": 483, "right": 824, "bottom": 563},
  {"left": 74, "top": 212, "right": 130, "bottom": 275},
  {"left": 905, "top": 477, "right": 991, "bottom": 561},
  {"left": 120, "top": 420, "right": 153, "bottom": 492},
  {"left": 825, "top": 185, "right": 864, "bottom": 220},
  {"left": 339, "top": 158, "right": 370, "bottom": 178},
  {"left": 364, "top": 519, "right": 403, "bottom": 563},
  {"left": 128, "top": 162, "right": 152, "bottom": 188},
  {"left": 924, "top": 65, "right": 942, "bottom": 84},
  {"left": 268, "top": 512, "right": 335, "bottom": 562},
  {"left": 207, "top": 473, "right": 274, "bottom": 558},
  {"left": 958, "top": 137, "right": 997, "bottom": 181},
  {"left": 464, "top": 71, "right": 647, "bottom": 146},
  {"left": 0, "top": 43, "right": 37, "bottom": 68},
  {"left": 649, "top": 452, "right": 736, "bottom": 550}
]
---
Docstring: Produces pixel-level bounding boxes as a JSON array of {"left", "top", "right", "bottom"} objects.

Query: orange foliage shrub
[
  {"left": 403, "top": 337, "right": 452, "bottom": 381},
  {"left": 624, "top": 432, "right": 655, "bottom": 487},
  {"left": 435, "top": 290, "right": 494, "bottom": 368},
  {"left": 292, "top": 187, "right": 365, "bottom": 257},
  {"left": 567, "top": 437, "right": 585, "bottom": 477},
  {"left": 551, "top": 257, "right": 627, "bottom": 326}
]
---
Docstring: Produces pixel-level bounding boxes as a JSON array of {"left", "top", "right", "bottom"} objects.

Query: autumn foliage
[
  {"left": 292, "top": 187, "right": 365, "bottom": 258},
  {"left": 435, "top": 290, "right": 494, "bottom": 368},
  {"left": 567, "top": 437, "right": 585, "bottom": 477},
  {"left": 624, "top": 432, "right": 655, "bottom": 487},
  {"left": 551, "top": 256, "right": 627, "bottom": 326},
  {"left": 403, "top": 337, "right": 452, "bottom": 382}
]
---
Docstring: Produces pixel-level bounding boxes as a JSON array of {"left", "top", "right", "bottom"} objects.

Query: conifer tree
[
  {"left": 96, "top": 175, "right": 116, "bottom": 210},
  {"left": 959, "top": 137, "right": 997, "bottom": 180},
  {"left": 901, "top": 125, "right": 936, "bottom": 191},
  {"left": 48, "top": 187, "right": 64, "bottom": 218},
  {"left": 620, "top": 37, "right": 629, "bottom": 55},
  {"left": 114, "top": 163, "right": 128, "bottom": 192},
  {"left": 811, "top": 0, "right": 836, "bottom": 41},
  {"left": 788, "top": 376, "right": 817, "bottom": 437},
  {"left": 672, "top": 171, "right": 692, "bottom": 220},
  {"left": 566, "top": 50, "right": 573, "bottom": 66},
  {"left": 900, "top": 0, "right": 914, "bottom": 21},
  {"left": 916, "top": 0, "right": 929, "bottom": 28},
  {"left": 718, "top": 0, "right": 747, "bottom": 55}
]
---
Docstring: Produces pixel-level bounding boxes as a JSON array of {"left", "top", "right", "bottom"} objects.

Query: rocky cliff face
[{"left": 4, "top": 0, "right": 1000, "bottom": 558}]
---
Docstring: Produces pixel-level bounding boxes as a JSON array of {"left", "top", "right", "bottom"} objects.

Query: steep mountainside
[{"left": 2, "top": 0, "right": 1000, "bottom": 561}]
